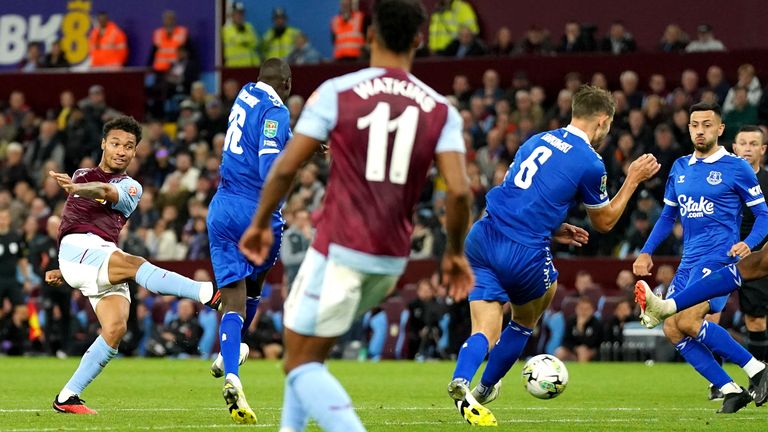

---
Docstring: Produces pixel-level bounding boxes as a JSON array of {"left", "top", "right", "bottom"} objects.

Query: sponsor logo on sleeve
[
  {"left": 748, "top": 185, "right": 762, "bottom": 196},
  {"left": 264, "top": 120, "right": 278, "bottom": 138}
]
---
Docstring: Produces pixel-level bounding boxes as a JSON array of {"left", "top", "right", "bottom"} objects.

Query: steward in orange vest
[
  {"left": 89, "top": 12, "right": 128, "bottom": 68},
  {"left": 331, "top": 0, "right": 365, "bottom": 60},
  {"left": 151, "top": 10, "right": 189, "bottom": 72}
]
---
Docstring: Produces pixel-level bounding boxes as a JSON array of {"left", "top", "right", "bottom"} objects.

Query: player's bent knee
[{"left": 102, "top": 321, "right": 127, "bottom": 347}]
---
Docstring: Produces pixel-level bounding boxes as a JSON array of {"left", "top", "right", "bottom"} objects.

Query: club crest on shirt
[
  {"left": 264, "top": 120, "right": 278, "bottom": 138},
  {"left": 706, "top": 171, "right": 722, "bottom": 185}
]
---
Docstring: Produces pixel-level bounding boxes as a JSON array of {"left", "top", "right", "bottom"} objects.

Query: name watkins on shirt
[{"left": 678, "top": 194, "right": 714, "bottom": 218}]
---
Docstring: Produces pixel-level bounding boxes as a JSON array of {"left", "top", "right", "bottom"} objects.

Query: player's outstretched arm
[
  {"left": 586, "top": 154, "right": 660, "bottom": 233},
  {"left": 48, "top": 171, "right": 120, "bottom": 203},
  {"left": 240, "top": 133, "right": 321, "bottom": 264},
  {"left": 435, "top": 151, "right": 474, "bottom": 301}
]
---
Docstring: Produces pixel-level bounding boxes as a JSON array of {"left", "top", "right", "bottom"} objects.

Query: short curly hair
[
  {"left": 372, "top": 0, "right": 427, "bottom": 54},
  {"left": 103, "top": 116, "right": 142, "bottom": 143}
]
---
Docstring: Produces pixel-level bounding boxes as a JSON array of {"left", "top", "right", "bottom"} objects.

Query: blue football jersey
[
  {"left": 217, "top": 81, "right": 292, "bottom": 202},
  {"left": 663, "top": 147, "right": 766, "bottom": 263},
  {"left": 485, "top": 125, "right": 609, "bottom": 247}
]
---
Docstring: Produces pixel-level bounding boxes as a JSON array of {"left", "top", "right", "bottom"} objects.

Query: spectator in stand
[
  {"left": 685, "top": 24, "right": 726, "bottom": 52},
  {"left": 294, "top": 164, "right": 325, "bottom": 212},
  {"left": 184, "top": 216, "right": 209, "bottom": 260},
  {"left": 545, "top": 89, "right": 572, "bottom": 128},
  {"left": 647, "top": 73, "right": 668, "bottom": 99},
  {"left": 601, "top": 299, "right": 633, "bottom": 360},
  {"left": 5, "top": 91, "right": 31, "bottom": 130},
  {"left": 615, "top": 269, "right": 636, "bottom": 300},
  {"left": 606, "top": 132, "right": 639, "bottom": 183},
  {"left": 556, "top": 297, "right": 603, "bottom": 362},
  {"left": 439, "top": 25, "right": 487, "bottom": 58},
  {"left": 658, "top": 24, "right": 688, "bottom": 53},
  {"left": 590, "top": 72, "right": 608, "bottom": 90},
  {"left": 132, "top": 190, "right": 160, "bottom": 231},
  {"left": 619, "top": 70, "right": 643, "bottom": 109},
  {"left": 705, "top": 65, "right": 730, "bottom": 105},
  {"left": 24, "top": 120, "right": 65, "bottom": 186},
  {"left": 600, "top": 21, "right": 636, "bottom": 54},
  {"left": 263, "top": 7, "right": 300, "bottom": 60},
  {"left": 510, "top": 89, "right": 545, "bottom": 131},
  {"left": 489, "top": 27, "right": 514, "bottom": 56},
  {"left": 654, "top": 264, "right": 676, "bottom": 297},
  {"left": 42, "top": 40, "right": 70, "bottom": 69},
  {"left": 1, "top": 143, "right": 32, "bottom": 190},
  {"left": 558, "top": 21, "right": 592, "bottom": 53},
  {"left": 0, "top": 116, "right": 16, "bottom": 154},
  {"left": 62, "top": 107, "right": 97, "bottom": 172},
  {"left": 150, "top": 10, "right": 189, "bottom": 73},
  {"left": 197, "top": 99, "right": 227, "bottom": 143},
  {"left": 286, "top": 95, "right": 304, "bottom": 129},
  {"left": 505, "top": 70, "right": 531, "bottom": 103},
  {"left": 619, "top": 210, "right": 651, "bottom": 258},
  {"left": 671, "top": 108, "right": 694, "bottom": 152},
  {"left": 281, "top": 208, "right": 313, "bottom": 290},
  {"left": 53, "top": 90, "right": 75, "bottom": 131},
  {"left": 428, "top": 0, "right": 479, "bottom": 54},
  {"left": 407, "top": 278, "right": 448, "bottom": 360},
  {"left": 475, "top": 128, "right": 503, "bottom": 183},
  {"left": 88, "top": 12, "right": 128, "bottom": 69},
  {"left": 643, "top": 95, "right": 667, "bottom": 130},
  {"left": 19, "top": 42, "right": 43, "bottom": 71},
  {"left": 331, "top": 0, "right": 365, "bottom": 61},
  {"left": 153, "top": 299, "right": 202, "bottom": 357},
  {"left": 473, "top": 69, "right": 504, "bottom": 110},
  {"left": 287, "top": 32, "right": 322, "bottom": 65},
  {"left": 221, "top": 78, "right": 240, "bottom": 111},
  {"left": 723, "top": 63, "right": 762, "bottom": 112},
  {"left": 221, "top": 2, "right": 260, "bottom": 67},
  {"left": 514, "top": 25, "right": 554, "bottom": 55},
  {"left": 627, "top": 108, "right": 653, "bottom": 151},
  {"left": 79, "top": 85, "right": 121, "bottom": 144},
  {"left": 647, "top": 124, "right": 683, "bottom": 198},
  {"left": 722, "top": 87, "right": 759, "bottom": 143},
  {"left": 680, "top": 69, "right": 702, "bottom": 105},
  {"left": 162, "top": 151, "right": 200, "bottom": 193},
  {"left": 0, "top": 208, "right": 30, "bottom": 316}
]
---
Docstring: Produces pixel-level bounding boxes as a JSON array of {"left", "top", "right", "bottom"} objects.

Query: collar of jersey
[
  {"left": 564, "top": 124, "right": 590, "bottom": 145},
  {"left": 688, "top": 146, "right": 727, "bottom": 165},
  {"left": 254, "top": 81, "right": 283, "bottom": 105}
]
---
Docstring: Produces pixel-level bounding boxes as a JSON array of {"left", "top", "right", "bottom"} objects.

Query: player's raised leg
[{"left": 54, "top": 295, "right": 127, "bottom": 414}]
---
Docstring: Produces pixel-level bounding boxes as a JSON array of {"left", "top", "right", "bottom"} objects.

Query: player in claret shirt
[
  {"left": 47, "top": 116, "right": 216, "bottom": 415},
  {"left": 634, "top": 103, "right": 768, "bottom": 413}
]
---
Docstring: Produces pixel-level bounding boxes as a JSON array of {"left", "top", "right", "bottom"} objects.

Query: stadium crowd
[{"left": 3, "top": 1, "right": 768, "bottom": 363}]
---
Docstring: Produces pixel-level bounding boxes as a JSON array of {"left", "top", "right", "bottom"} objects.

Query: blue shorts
[
  {"left": 667, "top": 261, "right": 732, "bottom": 313},
  {"left": 466, "top": 217, "right": 558, "bottom": 305},
  {"left": 207, "top": 194, "right": 283, "bottom": 288}
]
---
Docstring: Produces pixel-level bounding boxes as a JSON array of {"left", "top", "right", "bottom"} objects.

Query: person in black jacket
[{"left": 556, "top": 297, "right": 603, "bottom": 362}]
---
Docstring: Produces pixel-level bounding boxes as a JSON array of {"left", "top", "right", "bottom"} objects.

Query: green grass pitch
[{"left": 0, "top": 358, "right": 765, "bottom": 431}]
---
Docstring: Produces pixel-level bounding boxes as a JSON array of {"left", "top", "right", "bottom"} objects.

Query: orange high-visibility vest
[
  {"left": 152, "top": 26, "right": 188, "bottom": 72},
  {"left": 332, "top": 11, "right": 364, "bottom": 60},
  {"left": 89, "top": 22, "right": 128, "bottom": 68}
]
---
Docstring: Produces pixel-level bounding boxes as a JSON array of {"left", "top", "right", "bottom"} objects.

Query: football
[{"left": 521, "top": 354, "right": 569, "bottom": 399}]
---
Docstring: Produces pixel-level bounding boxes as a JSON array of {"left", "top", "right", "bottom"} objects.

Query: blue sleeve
[
  {"left": 578, "top": 160, "right": 609, "bottom": 209},
  {"left": 294, "top": 79, "right": 338, "bottom": 141},
  {"left": 744, "top": 204, "right": 768, "bottom": 250},
  {"left": 111, "top": 178, "right": 143, "bottom": 217},
  {"left": 662, "top": 164, "right": 679, "bottom": 208},
  {"left": 734, "top": 160, "right": 768, "bottom": 249},
  {"left": 640, "top": 203, "right": 678, "bottom": 255},
  {"left": 258, "top": 107, "right": 292, "bottom": 181}
]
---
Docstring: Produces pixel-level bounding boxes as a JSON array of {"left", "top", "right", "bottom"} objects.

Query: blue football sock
[
  {"left": 696, "top": 321, "right": 752, "bottom": 368},
  {"left": 676, "top": 336, "right": 732, "bottom": 388},
  {"left": 671, "top": 264, "right": 741, "bottom": 311},
  {"left": 62, "top": 335, "right": 117, "bottom": 396},
  {"left": 480, "top": 321, "right": 532, "bottom": 387},
  {"left": 241, "top": 297, "right": 260, "bottom": 339},
  {"left": 452, "top": 332, "right": 489, "bottom": 382},
  {"left": 135, "top": 262, "right": 206, "bottom": 302},
  {"left": 287, "top": 362, "right": 364, "bottom": 432},
  {"left": 219, "top": 312, "right": 244, "bottom": 377},
  {"left": 280, "top": 375, "right": 309, "bottom": 431}
]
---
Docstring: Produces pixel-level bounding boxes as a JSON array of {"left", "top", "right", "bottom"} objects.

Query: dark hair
[
  {"left": 103, "top": 116, "right": 142, "bottom": 143},
  {"left": 736, "top": 124, "right": 765, "bottom": 140},
  {"left": 688, "top": 101, "right": 721, "bottom": 118},
  {"left": 572, "top": 85, "right": 615, "bottom": 119},
  {"left": 372, "top": 0, "right": 427, "bottom": 54}
]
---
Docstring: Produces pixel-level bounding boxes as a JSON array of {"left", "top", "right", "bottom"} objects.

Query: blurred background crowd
[{"left": 1, "top": 0, "right": 767, "bottom": 362}]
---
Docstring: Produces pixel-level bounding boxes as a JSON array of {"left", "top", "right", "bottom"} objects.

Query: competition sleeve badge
[
  {"left": 128, "top": 186, "right": 138, "bottom": 196},
  {"left": 264, "top": 120, "right": 279, "bottom": 138}
]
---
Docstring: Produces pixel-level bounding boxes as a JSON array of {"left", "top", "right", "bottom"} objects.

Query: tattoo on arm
[{"left": 73, "top": 182, "right": 110, "bottom": 200}]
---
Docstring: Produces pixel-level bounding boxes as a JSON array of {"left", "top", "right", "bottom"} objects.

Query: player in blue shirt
[
  {"left": 206, "top": 58, "right": 292, "bottom": 424},
  {"left": 634, "top": 103, "right": 768, "bottom": 412},
  {"left": 447, "top": 85, "right": 661, "bottom": 425}
]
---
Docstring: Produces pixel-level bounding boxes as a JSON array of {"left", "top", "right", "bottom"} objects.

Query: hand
[
  {"left": 553, "top": 223, "right": 589, "bottom": 247},
  {"left": 632, "top": 253, "right": 654, "bottom": 277},
  {"left": 627, "top": 154, "right": 661, "bottom": 184},
  {"left": 45, "top": 269, "right": 65, "bottom": 287},
  {"left": 48, "top": 171, "right": 78, "bottom": 194},
  {"left": 239, "top": 223, "right": 274, "bottom": 265},
  {"left": 729, "top": 241, "right": 751, "bottom": 259},
  {"left": 441, "top": 253, "right": 475, "bottom": 302}
]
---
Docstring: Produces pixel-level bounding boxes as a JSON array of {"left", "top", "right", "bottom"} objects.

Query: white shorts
[
  {"left": 283, "top": 247, "right": 402, "bottom": 338},
  {"left": 58, "top": 233, "right": 130, "bottom": 309}
]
